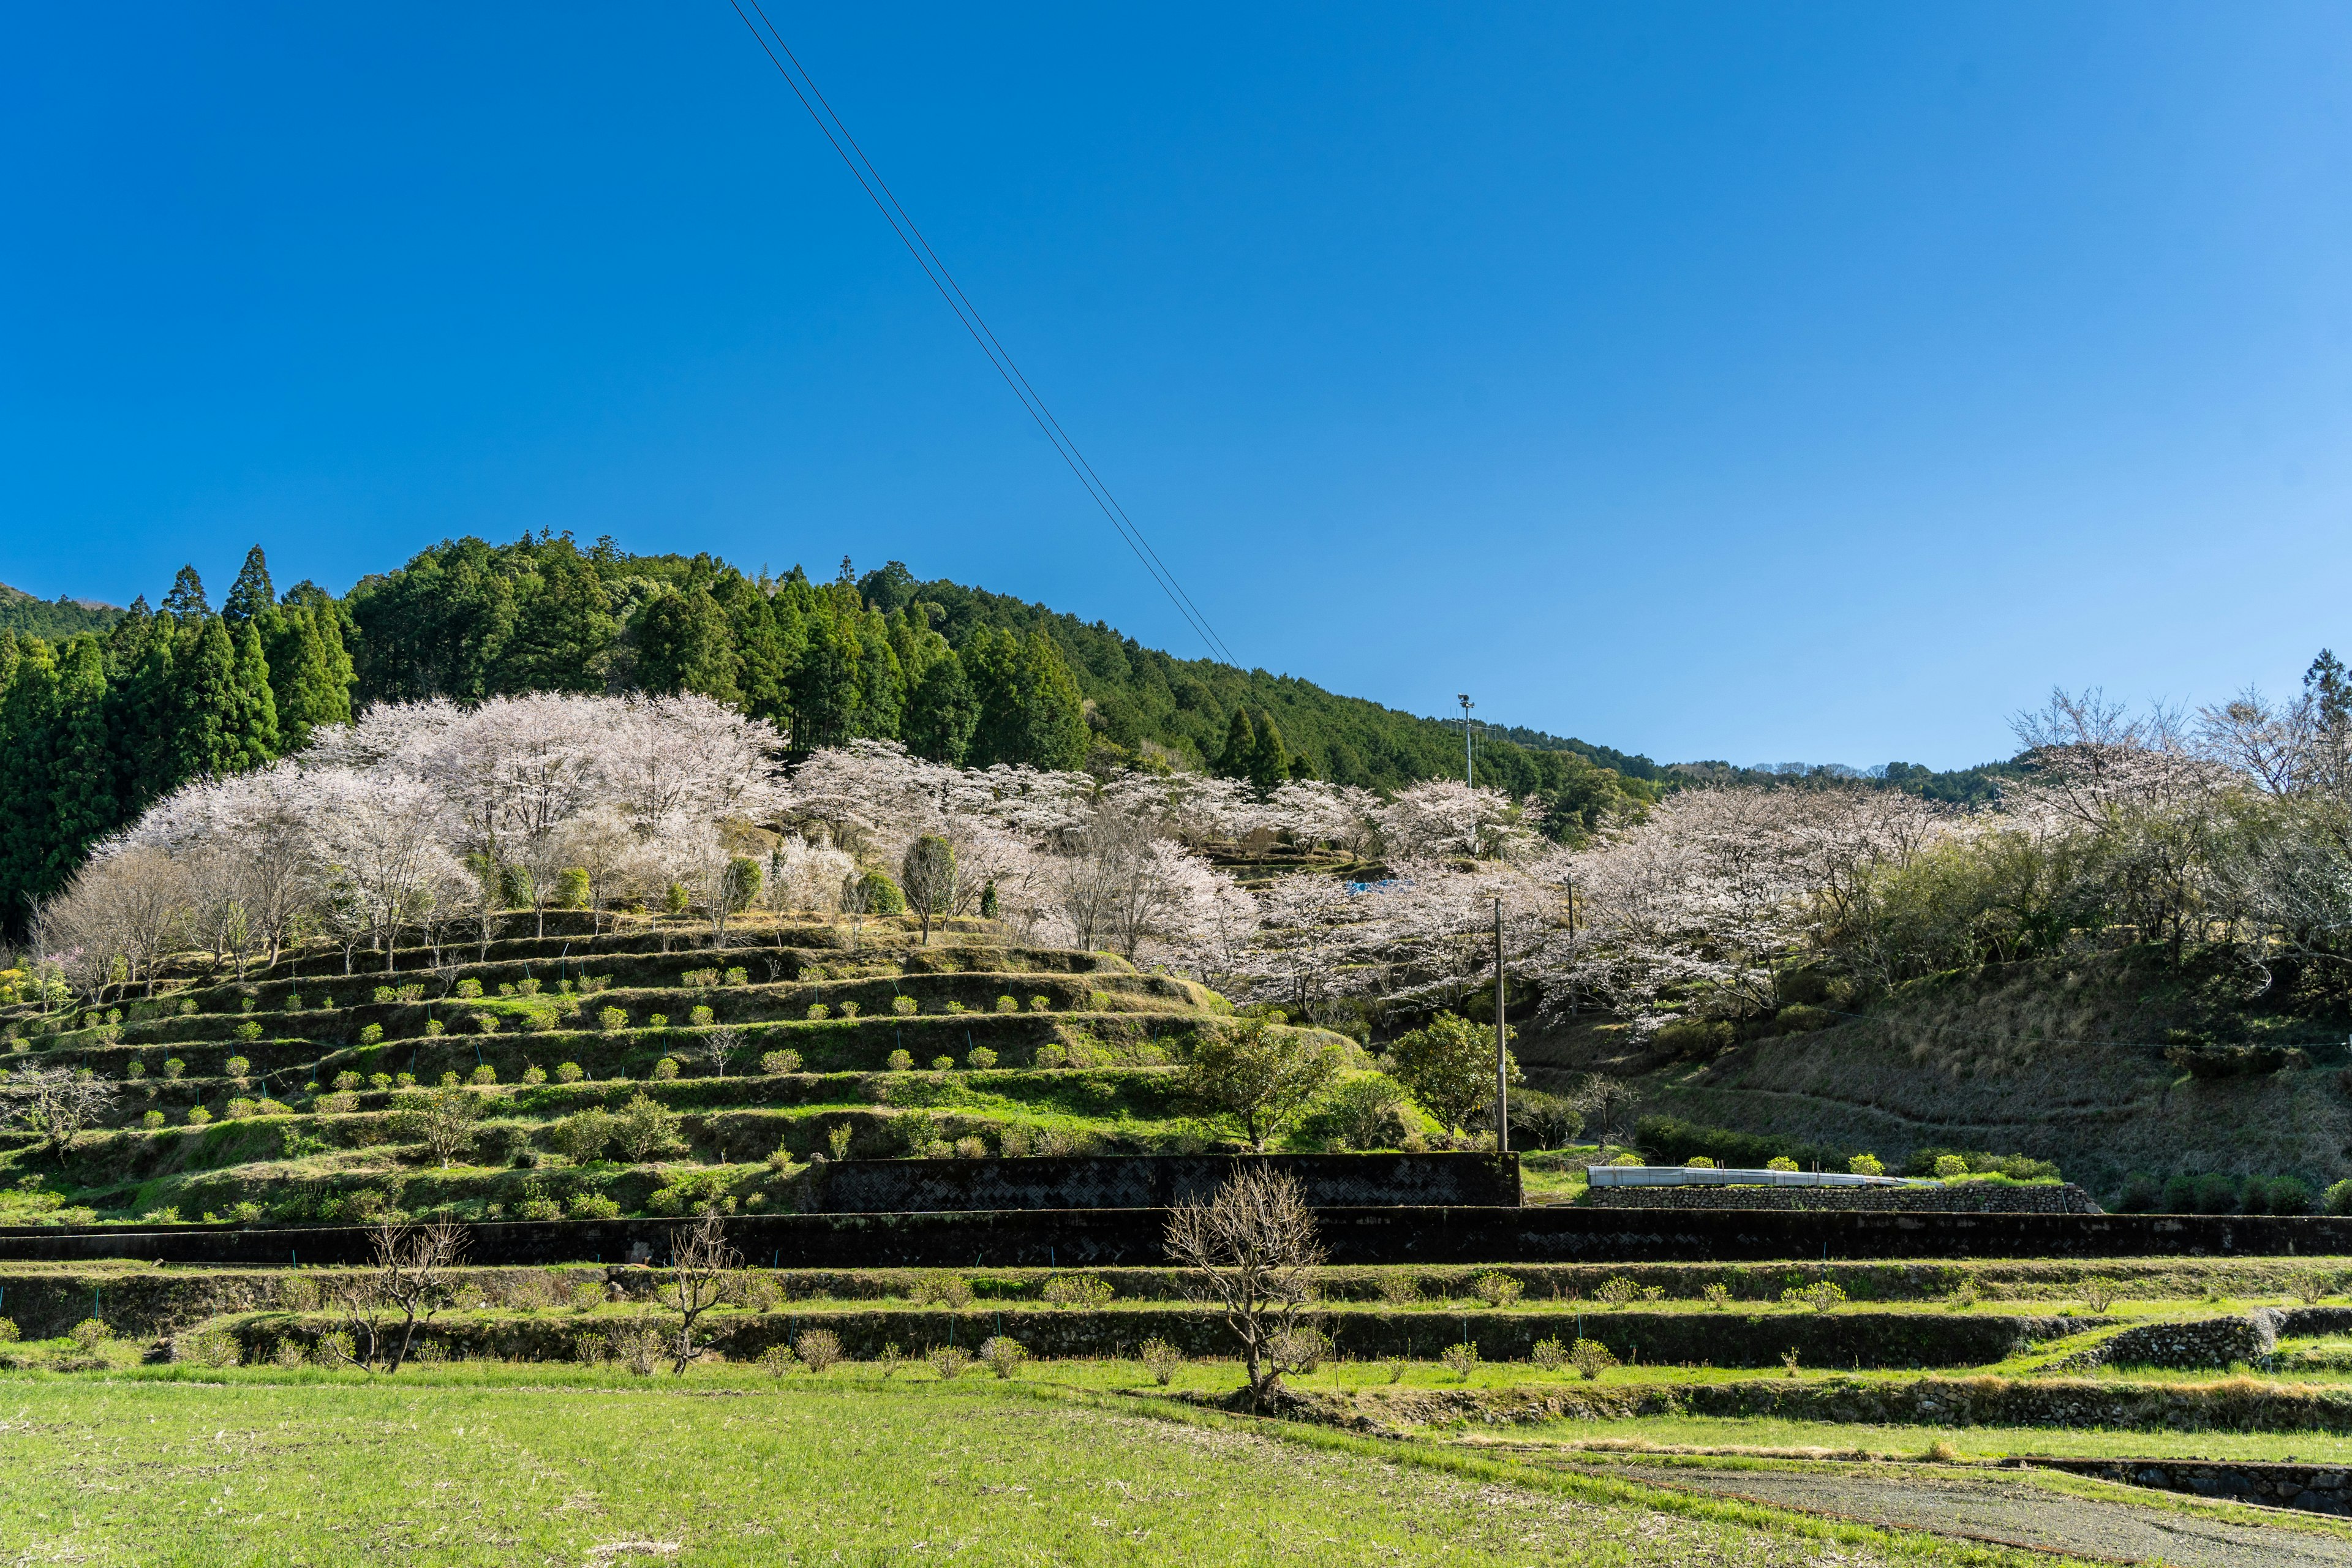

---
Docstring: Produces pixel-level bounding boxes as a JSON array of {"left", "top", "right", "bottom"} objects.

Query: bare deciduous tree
[
  {"left": 0, "top": 1063, "right": 118, "bottom": 1157},
  {"left": 328, "top": 1218, "right": 467, "bottom": 1373},
  {"left": 660, "top": 1211, "right": 741, "bottom": 1374},
  {"left": 696, "top": 1024, "right": 739, "bottom": 1080},
  {"left": 1164, "top": 1165, "right": 1325, "bottom": 1409},
  {"left": 900, "top": 834, "right": 956, "bottom": 946},
  {"left": 1563, "top": 1073, "right": 1641, "bottom": 1149}
]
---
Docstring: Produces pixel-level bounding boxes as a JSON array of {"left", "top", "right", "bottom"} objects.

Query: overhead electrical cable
[{"left": 726, "top": 1, "right": 1238, "bottom": 666}]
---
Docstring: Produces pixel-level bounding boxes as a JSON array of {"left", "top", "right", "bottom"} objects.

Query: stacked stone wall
[{"left": 1585, "top": 1183, "right": 2101, "bottom": 1216}]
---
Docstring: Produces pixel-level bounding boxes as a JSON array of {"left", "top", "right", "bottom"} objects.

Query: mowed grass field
[{"left": 0, "top": 1366, "right": 2092, "bottom": 1567}]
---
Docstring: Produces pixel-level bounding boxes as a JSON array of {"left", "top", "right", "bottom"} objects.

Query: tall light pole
[{"left": 1457, "top": 693, "right": 1474, "bottom": 787}]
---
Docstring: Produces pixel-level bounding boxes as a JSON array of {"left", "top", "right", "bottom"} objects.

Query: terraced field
[{"left": 0, "top": 911, "right": 1363, "bottom": 1225}]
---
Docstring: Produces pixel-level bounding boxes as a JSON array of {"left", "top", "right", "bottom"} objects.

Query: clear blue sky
[{"left": 6, "top": 4, "right": 2350, "bottom": 769}]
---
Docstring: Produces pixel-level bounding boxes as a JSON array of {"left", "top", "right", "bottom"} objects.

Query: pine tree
[
  {"left": 728, "top": 582, "right": 804, "bottom": 722},
  {"left": 968, "top": 627, "right": 1086, "bottom": 769},
  {"left": 165, "top": 616, "right": 275, "bottom": 781},
  {"left": 1020, "top": 629, "right": 1088, "bottom": 770},
  {"left": 111, "top": 612, "right": 181, "bottom": 811},
  {"left": 498, "top": 546, "right": 616, "bottom": 693},
  {"left": 905, "top": 652, "right": 980, "bottom": 764},
  {"left": 0, "top": 636, "right": 59, "bottom": 918},
  {"left": 222, "top": 546, "right": 276, "bottom": 626},
  {"left": 105, "top": 596, "right": 153, "bottom": 680},
  {"left": 264, "top": 606, "right": 342, "bottom": 750},
  {"left": 631, "top": 586, "right": 742, "bottom": 704},
  {"left": 788, "top": 605, "right": 864, "bottom": 752},
  {"left": 160, "top": 565, "right": 209, "bottom": 619},
  {"left": 1218, "top": 708, "right": 1257, "bottom": 778},
  {"left": 855, "top": 605, "right": 907, "bottom": 738},
  {"left": 227, "top": 619, "right": 282, "bottom": 767},
  {"left": 1248, "top": 709, "right": 1291, "bottom": 791},
  {"left": 42, "top": 636, "right": 118, "bottom": 889}
]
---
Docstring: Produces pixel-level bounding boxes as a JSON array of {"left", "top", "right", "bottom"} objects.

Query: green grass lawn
[{"left": 0, "top": 1365, "right": 2093, "bottom": 1566}]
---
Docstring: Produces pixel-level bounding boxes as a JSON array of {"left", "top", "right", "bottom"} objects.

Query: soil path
[{"left": 1597, "top": 1463, "right": 2352, "bottom": 1566}]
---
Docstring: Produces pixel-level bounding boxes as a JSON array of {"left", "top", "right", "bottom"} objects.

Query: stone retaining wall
[
  {"left": 1586, "top": 1184, "right": 2102, "bottom": 1216},
  {"left": 1301, "top": 1374, "right": 2352, "bottom": 1436},
  {"left": 2021, "top": 1457, "right": 2352, "bottom": 1514},
  {"left": 7, "top": 1207, "right": 2352, "bottom": 1268},
  {"left": 218, "top": 1304, "right": 2070, "bottom": 1371},
  {"left": 2056, "top": 1308, "right": 2287, "bottom": 1371},
  {"left": 809, "top": 1153, "right": 1518, "bottom": 1213}
]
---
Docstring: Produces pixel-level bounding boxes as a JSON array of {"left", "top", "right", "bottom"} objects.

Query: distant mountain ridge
[{"left": 0, "top": 581, "right": 122, "bottom": 640}]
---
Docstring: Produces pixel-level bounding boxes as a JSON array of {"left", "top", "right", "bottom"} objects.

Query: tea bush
[
  {"left": 1139, "top": 1336, "right": 1184, "bottom": 1385},
  {"left": 760, "top": 1049, "right": 803, "bottom": 1075},
  {"left": 1782, "top": 1281, "right": 1847, "bottom": 1313},
  {"left": 1568, "top": 1338, "right": 1619, "bottom": 1380},
  {"left": 1472, "top": 1272, "right": 1523, "bottom": 1308},
  {"left": 927, "top": 1345, "right": 971, "bottom": 1380},
  {"left": 1042, "top": 1274, "right": 1115, "bottom": 1309},
  {"left": 795, "top": 1329, "right": 845, "bottom": 1373},
  {"left": 1439, "top": 1342, "right": 1479, "bottom": 1381},
  {"left": 978, "top": 1336, "right": 1028, "bottom": 1379},
  {"left": 914, "top": 1275, "right": 975, "bottom": 1309},
  {"left": 967, "top": 1046, "right": 998, "bottom": 1069}
]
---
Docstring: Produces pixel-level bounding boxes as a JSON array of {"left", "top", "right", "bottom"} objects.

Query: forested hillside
[{"left": 0, "top": 535, "right": 1657, "bottom": 930}]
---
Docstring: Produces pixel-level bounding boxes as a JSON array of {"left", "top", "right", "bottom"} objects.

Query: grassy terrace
[{"left": 0, "top": 913, "right": 1402, "bottom": 1224}]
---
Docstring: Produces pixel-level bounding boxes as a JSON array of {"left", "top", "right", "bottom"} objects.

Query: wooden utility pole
[{"left": 1494, "top": 897, "right": 1508, "bottom": 1153}]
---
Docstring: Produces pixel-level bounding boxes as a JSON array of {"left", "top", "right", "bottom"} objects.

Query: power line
[{"left": 725, "top": 2, "right": 1239, "bottom": 666}]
